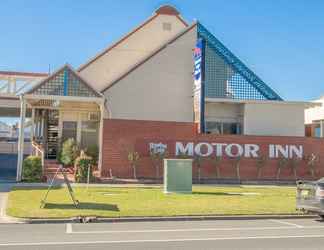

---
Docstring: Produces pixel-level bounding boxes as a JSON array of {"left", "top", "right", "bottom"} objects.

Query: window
[
  {"left": 315, "top": 125, "right": 321, "bottom": 138},
  {"left": 206, "top": 121, "right": 241, "bottom": 135},
  {"left": 81, "top": 121, "right": 99, "bottom": 149},
  {"left": 62, "top": 121, "right": 77, "bottom": 142},
  {"left": 205, "top": 122, "right": 222, "bottom": 134}
]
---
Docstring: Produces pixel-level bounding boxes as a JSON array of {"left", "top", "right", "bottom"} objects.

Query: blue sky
[{"left": 1, "top": 0, "right": 324, "bottom": 101}]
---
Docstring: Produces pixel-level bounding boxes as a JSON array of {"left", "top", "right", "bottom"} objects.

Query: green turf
[{"left": 6, "top": 185, "right": 298, "bottom": 218}]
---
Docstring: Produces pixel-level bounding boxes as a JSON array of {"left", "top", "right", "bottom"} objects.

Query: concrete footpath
[{"left": 0, "top": 182, "right": 20, "bottom": 223}]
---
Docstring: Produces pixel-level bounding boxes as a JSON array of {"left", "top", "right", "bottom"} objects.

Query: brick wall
[{"left": 102, "top": 119, "right": 324, "bottom": 180}]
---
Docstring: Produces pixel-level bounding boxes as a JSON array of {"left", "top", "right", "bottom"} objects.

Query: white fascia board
[
  {"left": 205, "top": 98, "right": 321, "bottom": 108},
  {"left": 23, "top": 94, "right": 104, "bottom": 104}
]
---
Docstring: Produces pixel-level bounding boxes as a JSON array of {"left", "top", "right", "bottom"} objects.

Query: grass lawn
[{"left": 7, "top": 185, "right": 298, "bottom": 219}]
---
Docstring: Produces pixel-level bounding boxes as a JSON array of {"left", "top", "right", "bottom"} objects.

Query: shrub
[
  {"left": 60, "top": 138, "right": 79, "bottom": 167},
  {"left": 85, "top": 145, "right": 99, "bottom": 165},
  {"left": 74, "top": 151, "right": 93, "bottom": 183},
  {"left": 22, "top": 156, "right": 42, "bottom": 182}
]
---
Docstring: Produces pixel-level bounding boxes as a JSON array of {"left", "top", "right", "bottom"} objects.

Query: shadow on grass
[
  {"left": 192, "top": 191, "right": 242, "bottom": 196},
  {"left": 44, "top": 202, "right": 119, "bottom": 211}
]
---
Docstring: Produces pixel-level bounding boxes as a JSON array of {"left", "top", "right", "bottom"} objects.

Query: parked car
[{"left": 296, "top": 178, "right": 324, "bottom": 219}]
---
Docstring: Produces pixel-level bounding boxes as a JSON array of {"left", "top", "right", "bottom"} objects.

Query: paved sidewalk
[{"left": 0, "top": 183, "right": 20, "bottom": 223}]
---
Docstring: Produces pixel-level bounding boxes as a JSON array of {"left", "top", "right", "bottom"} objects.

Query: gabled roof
[
  {"left": 26, "top": 64, "right": 101, "bottom": 98},
  {"left": 101, "top": 22, "right": 197, "bottom": 93},
  {"left": 77, "top": 5, "right": 188, "bottom": 72}
]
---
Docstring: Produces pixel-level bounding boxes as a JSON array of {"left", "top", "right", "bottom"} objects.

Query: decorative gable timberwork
[{"left": 28, "top": 65, "right": 100, "bottom": 98}]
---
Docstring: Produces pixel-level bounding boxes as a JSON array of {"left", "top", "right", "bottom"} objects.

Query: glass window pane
[
  {"left": 81, "top": 121, "right": 98, "bottom": 149},
  {"left": 206, "top": 121, "right": 221, "bottom": 134},
  {"left": 315, "top": 125, "right": 321, "bottom": 138}
]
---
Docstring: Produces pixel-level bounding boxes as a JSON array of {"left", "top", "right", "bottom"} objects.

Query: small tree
[
  {"left": 193, "top": 154, "right": 204, "bottom": 183},
  {"left": 306, "top": 154, "right": 318, "bottom": 178},
  {"left": 256, "top": 156, "right": 267, "bottom": 179},
  {"left": 149, "top": 149, "right": 168, "bottom": 180},
  {"left": 211, "top": 156, "right": 222, "bottom": 178},
  {"left": 127, "top": 151, "right": 140, "bottom": 179},
  {"left": 60, "top": 138, "right": 79, "bottom": 167},
  {"left": 289, "top": 157, "right": 300, "bottom": 180},
  {"left": 74, "top": 151, "right": 93, "bottom": 183},
  {"left": 231, "top": 156, "right": 241, "bottom": 181},
  {"left": 85, "top": 145, "right": 99, "bottom": 166},
  {"left": 276, "top": 157, "right": 288, "bottom": 180}
]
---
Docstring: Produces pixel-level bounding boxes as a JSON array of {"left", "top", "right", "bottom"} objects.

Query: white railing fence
[{"left": 31, "top": 140, "right": 45, "bottom": 174}]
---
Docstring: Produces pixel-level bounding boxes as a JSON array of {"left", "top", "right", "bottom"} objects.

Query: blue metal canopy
[{"left": 197, "top": 22, "right": 283, "bottom": 101}]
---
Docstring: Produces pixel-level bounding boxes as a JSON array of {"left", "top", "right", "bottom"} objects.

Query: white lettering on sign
[
  {"left": 171, "top": 142, "right": 303, "bottom": 159},
  {"left": 175, "top": 142, "right": 194, "bottom": 156},
  {"left": 244, "top": 144, "right": 259, "bottom": 158},
  {"left": 269, "top": 144, "right": 303, "bottom": 158},
  {"left": 194, "top": 142, "right": 213, "bottom": 157},
  {"left": 225, "top": 144, "right": 243, "bottom": 157}
]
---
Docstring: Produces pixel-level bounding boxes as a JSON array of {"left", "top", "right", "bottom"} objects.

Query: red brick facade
[{"left": 102, "top": 119, "right": 324, "bottom": 181}]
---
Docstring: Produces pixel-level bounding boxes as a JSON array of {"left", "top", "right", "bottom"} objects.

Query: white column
[
  {"left": 77, "top": 112, "right": 82, "bottom": 145},
  {"left": 17, "top": 96, "right": 26, "bottom": 182},
  {"left": 98, "top": 102, "right": 104, "bottom": 176},
  {"left": 320, "top": 120, "right": 324, "bottom": 138},
  {"left": 30, "top": 108, "right": 35, "bottom": 141}
]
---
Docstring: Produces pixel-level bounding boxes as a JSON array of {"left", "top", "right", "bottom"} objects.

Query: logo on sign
[
  {"left": 194, "top": 46, "right": 202, "bottom": 81},
  {"left": 149, "top": 142, "right": 167, "bottom": 154}
]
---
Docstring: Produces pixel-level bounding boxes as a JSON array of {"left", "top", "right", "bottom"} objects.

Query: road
[{"left": 0, "top": 218, "right": 324, "bottom": 249}]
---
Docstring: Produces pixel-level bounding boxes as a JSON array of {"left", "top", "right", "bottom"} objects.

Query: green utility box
[{"left": 164, "top": 159, "right": 193, "bottom": 193}]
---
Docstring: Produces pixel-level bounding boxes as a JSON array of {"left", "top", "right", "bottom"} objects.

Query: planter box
[{"left": 164, "top": 159, "right": 193, "bottom": 193}]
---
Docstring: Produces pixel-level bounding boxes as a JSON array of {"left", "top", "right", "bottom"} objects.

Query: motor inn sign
[{"left": 149, "top": 142, "right": 303, "bottom": 159}]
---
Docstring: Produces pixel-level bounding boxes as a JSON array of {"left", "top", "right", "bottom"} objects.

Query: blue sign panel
[{"left": 193, "top": 39, "right": 205, "bottom": 133}]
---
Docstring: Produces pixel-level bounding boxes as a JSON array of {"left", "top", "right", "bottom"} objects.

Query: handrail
[{"left": 31, "top": 140, "right": 45, "bottom": 175}]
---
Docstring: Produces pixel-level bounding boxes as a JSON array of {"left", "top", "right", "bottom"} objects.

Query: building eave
[{"left": 205, "top": 97, "right": 321, "bottom": 108}]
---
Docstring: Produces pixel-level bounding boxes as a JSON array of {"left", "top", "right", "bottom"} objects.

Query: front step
[{"left": 43, "top": 160, "right": 75, "bottom": 182}]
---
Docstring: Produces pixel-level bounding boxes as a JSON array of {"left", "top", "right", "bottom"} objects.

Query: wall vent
[{"left": 162, "top": 22, "right": 172, "bottom": 31}]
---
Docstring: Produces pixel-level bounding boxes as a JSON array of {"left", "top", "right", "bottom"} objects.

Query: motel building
[{"left": 1, "top": 5, "right": 324, "bottom": 182}]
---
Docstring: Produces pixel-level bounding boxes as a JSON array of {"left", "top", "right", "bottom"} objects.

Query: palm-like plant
[
  {"left": 290, "top": 157, "right": 300, "bottom": 180},
  {"left": 306, "top": 154, "right": 318, "bottom": 178},
  {"left": 149, "top": 149, "right": 168, "bottom": 180},
  {"left": 276, "top": 157, "right": 288, "bottom": 180},
  {"left": 127, "top": 151, "right": 140, "bottom": 179},
  {"left": 256, "top": 156, "right": 267, "bottom": 179},
  {"left": 232, "top": 156, "right": 241, "bottom": 181},
  {"left": 193, "top": 155, "right": 204, "bottom": 184},
  {"left": 212, "top": 156, "right": 222, "bottom": 178}
]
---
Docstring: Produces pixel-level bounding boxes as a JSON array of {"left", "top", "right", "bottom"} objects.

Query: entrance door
[
  {"left": 62, "top": 121, "right": 77, "bottom": 143},
  {"left": 46, "top": 110, "right": 59, "bottom": 159}
]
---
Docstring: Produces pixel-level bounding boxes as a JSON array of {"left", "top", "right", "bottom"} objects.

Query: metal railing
[{"left": 31, "top": 140, "right": 45, "bottom": 174}]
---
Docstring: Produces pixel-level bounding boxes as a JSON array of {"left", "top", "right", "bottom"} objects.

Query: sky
[{"left": 1, "top": 0, "right": 324, "bottom": 102}]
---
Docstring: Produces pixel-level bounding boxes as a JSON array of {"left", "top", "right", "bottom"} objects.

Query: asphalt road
[{"left": 1, "top": 218, "right": 324, "bottom": 249}]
